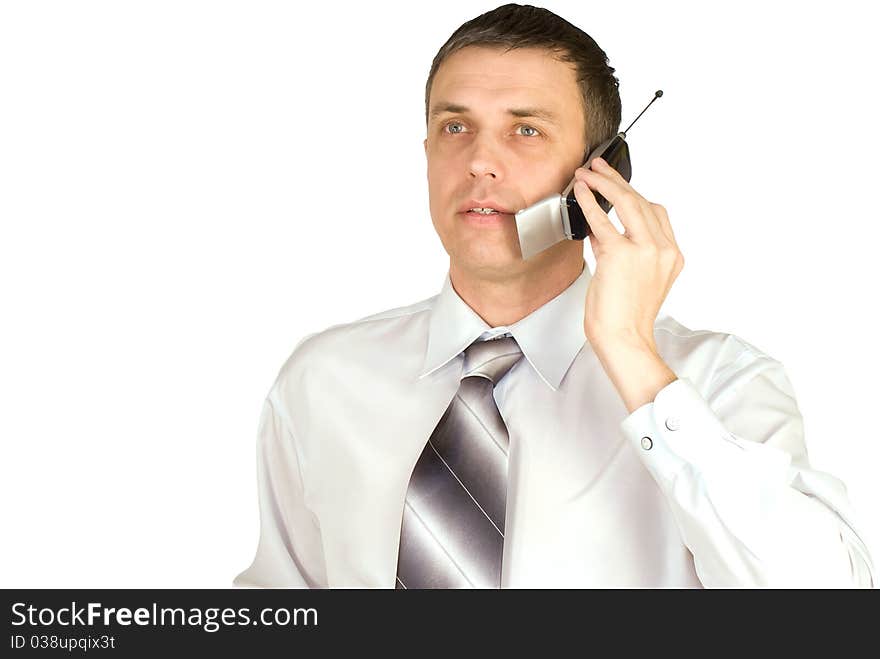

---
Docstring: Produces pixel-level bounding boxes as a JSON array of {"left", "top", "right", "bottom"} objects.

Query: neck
[{"left": 449, "top": 248, "right": 585, "bottom": 328}]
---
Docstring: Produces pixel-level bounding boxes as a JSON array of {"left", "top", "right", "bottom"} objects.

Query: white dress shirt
[{"left": 234, "top": 260, "right": 875, "bottom": 588}]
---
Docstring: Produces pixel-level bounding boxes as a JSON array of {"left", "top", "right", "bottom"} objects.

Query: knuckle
[
  {"left": 639, "top": 243, "right": 659, "bottom": 258},
  {"left": 660, "top": 245, "right": 680, "bottom": 262},
  {"left": 620, "top": 195, "right": 641, "bottom": 215}
]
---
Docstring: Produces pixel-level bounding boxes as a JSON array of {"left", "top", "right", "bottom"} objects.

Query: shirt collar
[{"left": 418, "top": 260, "right": 591, "bottom": 391}]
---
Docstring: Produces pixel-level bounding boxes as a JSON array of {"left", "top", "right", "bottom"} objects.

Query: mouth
[
  {"left": 458, "top": 200, "right": 517, "bottom": 224},
  {"left": 460, "top": 209, "right": 514, "bottom": 224}
]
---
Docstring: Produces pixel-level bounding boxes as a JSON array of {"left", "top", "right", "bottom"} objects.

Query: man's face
[{"left": 425, "top": 46, "right": 588, "bottom": 278}]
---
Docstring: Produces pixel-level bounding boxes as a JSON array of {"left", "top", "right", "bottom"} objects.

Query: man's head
[{"left": 424, "top": 3, "right": 621, "bottom": 282}]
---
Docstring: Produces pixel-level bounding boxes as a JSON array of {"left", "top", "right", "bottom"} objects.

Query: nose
[{"left": 466, "top": 136, "right": 504, "bottom": 181}]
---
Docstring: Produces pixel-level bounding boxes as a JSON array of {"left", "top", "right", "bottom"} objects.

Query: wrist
[
  {"left": 587, "top": 330, "right": 675, "bottom": 414},
  {"left": 587, "top": 328, "right": 657, "bottom": 356}
]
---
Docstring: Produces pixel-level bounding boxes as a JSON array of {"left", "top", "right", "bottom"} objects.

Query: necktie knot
[{"left": 462, "top": 336, "right": 523, "bottom": 385}]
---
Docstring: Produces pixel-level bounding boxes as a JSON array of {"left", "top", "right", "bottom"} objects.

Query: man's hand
[{"left": 572, "top": 156, "right": 683, "bottom": 412}]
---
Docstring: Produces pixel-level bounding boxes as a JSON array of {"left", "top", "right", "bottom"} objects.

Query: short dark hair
[{"left": 425, "top": 3, "right": 622, "bottom": 158}]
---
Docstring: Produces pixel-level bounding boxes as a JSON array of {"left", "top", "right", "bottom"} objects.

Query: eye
[
  {"left": 443, "top": 122, "right": 466, "bottom": 135},
  {"left": 517, "top": 125, "right": 541, "bottom": 137}
]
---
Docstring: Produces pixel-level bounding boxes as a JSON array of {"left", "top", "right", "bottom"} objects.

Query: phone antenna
[{"left": 622, "top": 90, "right": 663, "bottom": 137}]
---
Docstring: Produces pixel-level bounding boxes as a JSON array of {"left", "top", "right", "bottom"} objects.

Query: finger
[
  {"left": 587, "top": 232, "right": 600, "bottom": 261},
  {"left": 636, "top": 197, "right": 670, "bottom": 246},
  {"left": 650, "top": 202, "right": 677, "bottom": 245},
  {"left": 579, "top": 161, "right": 653, "bottom": 244},
  {"left": 572, "top": 178, "right": 621, "bottom": 244},
  {"left": 589, "top": 159, "right": 674, "bottom": 247}
]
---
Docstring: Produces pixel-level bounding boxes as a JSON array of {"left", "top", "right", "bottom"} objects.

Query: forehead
[{"left": 430, "top": 46, "right": 582, "bottom": 120}]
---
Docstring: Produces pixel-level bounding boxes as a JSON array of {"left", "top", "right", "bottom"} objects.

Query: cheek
[
  {"left": 524, "top": 160, "right": 577, "bottom": 204},
  {"left": 425, "top": 172, "right": 449, "bottom": 231},
  {"left": 426, "top": 163, "right": 455, "bottom": 205}
]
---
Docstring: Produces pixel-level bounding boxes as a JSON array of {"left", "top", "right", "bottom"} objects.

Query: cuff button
[
  {"left": 640, "top": 436, "right": 653, "bottom": 450},
  {"left": 665, "top": 416, "right": 680, "bottom": 431}
]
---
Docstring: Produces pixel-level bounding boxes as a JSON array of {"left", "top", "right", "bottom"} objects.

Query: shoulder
[
  {"left": 268, "top": 292, "right": 438, "bottom": 400},
  {"left": 653, "top": 313, "right": 788, "bottom": 394},
  {"left": 655, "top": 314, "right": 774, "bottom": 358}
]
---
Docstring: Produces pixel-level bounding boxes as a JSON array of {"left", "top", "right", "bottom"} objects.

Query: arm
[
  {"left": 573, "top": 155, "right": 874, "bottom": 587},
  {"left": 233, "top": 391, "right": 328, "bottom": 588},
  {"left": 609, "top": 343, "right": 875, "bottom": 588}
]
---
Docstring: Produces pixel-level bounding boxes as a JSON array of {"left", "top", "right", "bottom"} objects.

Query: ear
[{"left": 423, "top": 138, "right": 428, "bottom": 155}]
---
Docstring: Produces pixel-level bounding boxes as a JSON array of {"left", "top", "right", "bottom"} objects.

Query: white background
[{"left": 1, "top": 1, "right": 877, "bottom": 587}]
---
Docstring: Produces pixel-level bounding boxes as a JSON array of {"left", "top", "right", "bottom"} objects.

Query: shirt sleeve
[
  {"left": 619, "top": 358, "right": 875, "bottom": 588},
  {"left": 233, "top": 391, "right": 328, "bottom": 588}
]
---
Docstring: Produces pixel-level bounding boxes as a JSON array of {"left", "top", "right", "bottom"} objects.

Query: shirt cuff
[{"left": 619, "top": 377, "right": 793, "bottom": 491}]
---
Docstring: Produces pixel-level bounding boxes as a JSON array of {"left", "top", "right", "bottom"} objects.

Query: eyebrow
[{"left": 428, "top": 102, "right": 559, "bottom": 125}]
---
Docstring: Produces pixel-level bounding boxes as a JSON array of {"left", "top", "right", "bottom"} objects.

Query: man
[{"left": 234, "top": 4, "right": 874, "bottom": 588}]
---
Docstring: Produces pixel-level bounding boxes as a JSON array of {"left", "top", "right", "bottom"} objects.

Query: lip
[
  {"left": 457, "top": 199, "right": 516, "bottom": 214},
  {"left": 460, "top": 209, "right": 513, "bottom": 225}
]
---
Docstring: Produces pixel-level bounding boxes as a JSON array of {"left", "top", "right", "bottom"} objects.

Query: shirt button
[
  {"left": 665, "top": 416, "right": 680, "bottom": 431},
  {"left": 640, "top": 436, "right": 653, "bottom": 451}
]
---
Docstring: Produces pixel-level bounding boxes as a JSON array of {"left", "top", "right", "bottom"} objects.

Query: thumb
[{"left": 588, "top": 233, "right": 600, "bottom": 261}]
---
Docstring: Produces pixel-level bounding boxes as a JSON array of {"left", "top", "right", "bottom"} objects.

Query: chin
[{"left": 453, "top": 247, "right": 525, "bottom": 274}]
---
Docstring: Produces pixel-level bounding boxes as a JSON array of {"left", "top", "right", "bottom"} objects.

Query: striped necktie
[{"left": 396, "top": 335, "right": 524, "bottom": 589}]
